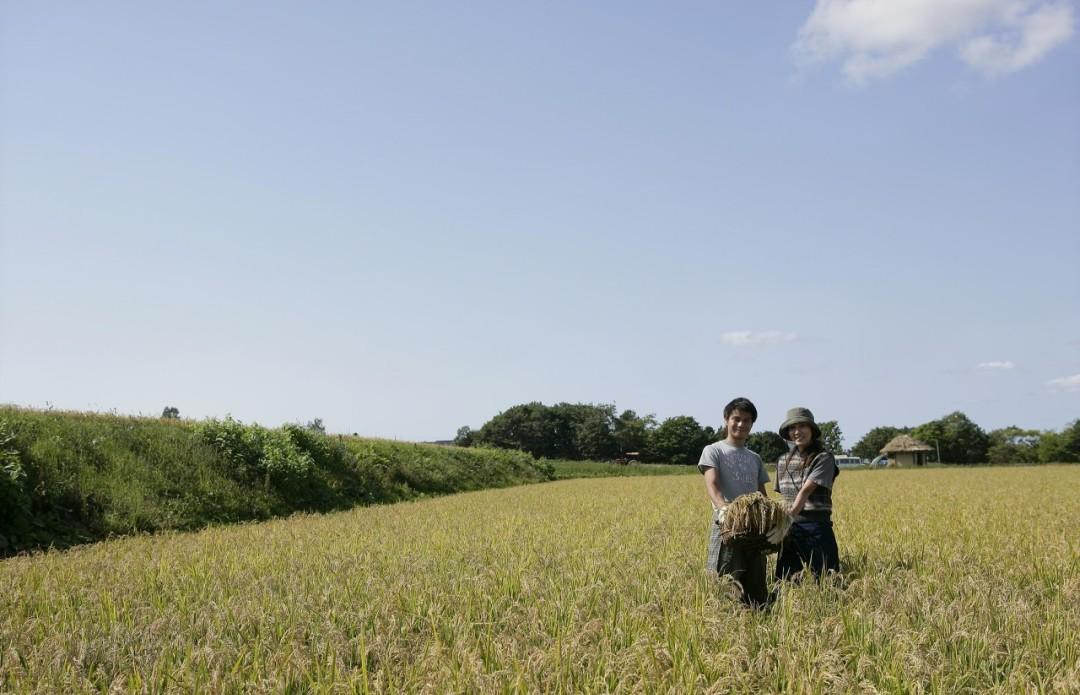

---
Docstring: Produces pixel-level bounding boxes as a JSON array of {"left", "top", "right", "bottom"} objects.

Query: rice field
[
  {"left": 548, "top": 459, "right": 697, "bottom": 479},
  {"left": 2, "top": 466, "right": 1077, "bottom": 693}
]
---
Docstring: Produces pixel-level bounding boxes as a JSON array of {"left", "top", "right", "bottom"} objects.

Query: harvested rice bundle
[{"left": 718, "top": 492, "right": 791, "bottom": 553}]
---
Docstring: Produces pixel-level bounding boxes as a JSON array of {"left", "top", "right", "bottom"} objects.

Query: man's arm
[{"left": 703, "top": 468, "right": 727, "bottom": 509}]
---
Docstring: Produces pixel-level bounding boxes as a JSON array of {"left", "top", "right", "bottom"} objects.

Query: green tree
[
  {"left": 613, "top": 410, "right": 657, "bottom": 459},
  {"left": 475, "top": 402, "right": 619, "bottom": 459},
  {"left": 746, "top": 431, "right": 788, "bottom": 464},
  {"left": 911, "top": 419, "right": 945, "bottom": 462},
  {"left": 161, "top": 406, "right": 180, "bottom": 419},
  {"left": 650, "top": 415, "right": 709, "bottom": 465},
  {"left": 851, "top": 426, "right": 909, "bottom": 460},
  {"left": 818, "top": 420, "right": 844, "bottom": 454},
  {"left": 913, "top": 411, "right": 989, "bottom": 464},
  {"left": 551, "top": 402, "right": 619, "bottom": 460},
  {"left": 1037, "top": 419, "right": 1080, "bottom": 463},
  {"left": 986, "top": 426, "right": 1040, "bottom": 464},
  {"left": 1038, "top": 431, "right": 1065, "bottom": 462},
  {"left": 1061, "top": 419, "right": 1080, "bottom": 461},
  {"left": 476, "top": 402, "right": 559, "bottom": 458},
  {"left": 453, "top": 426, "right": 474, "bottom": 448}
]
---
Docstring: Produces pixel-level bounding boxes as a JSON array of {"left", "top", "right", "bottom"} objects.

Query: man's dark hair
[{"left": 723, "top": 397, "right": 757, "bottom": 422}]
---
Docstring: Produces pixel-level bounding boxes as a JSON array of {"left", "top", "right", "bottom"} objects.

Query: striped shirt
[{"left": 774, "top": 449, "right": 837, "bottom": 519}]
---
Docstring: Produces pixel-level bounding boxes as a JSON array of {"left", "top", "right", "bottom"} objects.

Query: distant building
[{"left": 880, "top": 434, "right": 933, "bottom": 466}]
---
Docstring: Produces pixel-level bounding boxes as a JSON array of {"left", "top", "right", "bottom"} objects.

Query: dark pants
[
  {"left": 716, "top": 545, "right": 769, "bottom": 607},
  {"left": 775, "top": 519, "right": 840, "bottom": 580}
]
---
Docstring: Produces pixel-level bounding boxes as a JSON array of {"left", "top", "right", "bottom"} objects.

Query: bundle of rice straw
[{"left": 718, "top": 492, "right": 791, "bottom": 553}]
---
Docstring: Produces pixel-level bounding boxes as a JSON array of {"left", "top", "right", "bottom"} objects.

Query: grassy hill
[{"left": 0, "top": 407, "right": 553, "bottom": 554}]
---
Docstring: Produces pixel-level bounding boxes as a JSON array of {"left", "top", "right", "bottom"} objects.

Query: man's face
[{"left": 725, "top": 409, "right": 754, "bottom": 441}]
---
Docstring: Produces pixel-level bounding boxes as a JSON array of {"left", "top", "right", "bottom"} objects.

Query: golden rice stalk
[{"left": 721, "top": 492, "right": 791, "bottom": 543}]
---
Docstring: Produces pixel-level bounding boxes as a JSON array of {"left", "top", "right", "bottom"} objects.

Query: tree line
[
  {"left": 849, "top": 411, "right": 1080, "bottom": 464},
  {"left": 453, "top": 402, "right": 842, "bottom": 465},
  {"left": 457, "top": 403, "right": 1080, "bottom": 465}
]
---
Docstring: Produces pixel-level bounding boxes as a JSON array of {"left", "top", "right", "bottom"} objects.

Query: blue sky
[{"left": 2, "top": 1, "right": 1078, "bottom": 446}]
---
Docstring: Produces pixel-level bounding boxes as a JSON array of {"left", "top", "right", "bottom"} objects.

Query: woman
[{"left": 774, "top": 407, "right": 840, "bottom": 580}]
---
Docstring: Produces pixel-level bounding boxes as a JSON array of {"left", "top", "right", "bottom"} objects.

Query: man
[{"left": 698, "top": 396, "right": 770, "bottom": 607}]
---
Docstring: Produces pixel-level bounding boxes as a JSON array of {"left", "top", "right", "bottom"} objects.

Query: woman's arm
[
  {"left": 789, "top": 479, "right": 819, "bottom": 516},
  {"left": 703, "top": 468, "right": 727, "bottom": 509}
]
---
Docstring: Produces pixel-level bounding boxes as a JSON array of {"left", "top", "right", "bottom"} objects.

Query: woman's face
[{"left": 789, "top": 422, "right": 814, "bottom": 449}]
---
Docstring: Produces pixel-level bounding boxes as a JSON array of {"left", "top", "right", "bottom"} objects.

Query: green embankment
[{"left": 0, "top": 407, "right": 553, "bottom": 555}]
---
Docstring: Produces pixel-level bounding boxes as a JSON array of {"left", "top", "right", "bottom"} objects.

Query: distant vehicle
[
  {"left": 870, "top": 455, "right": 889, "bottom": 467},
  {"left": 834, "top": 455, "right": 866, "bottom": 468}
]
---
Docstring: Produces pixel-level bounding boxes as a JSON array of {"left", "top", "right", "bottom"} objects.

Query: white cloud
[
  {"left": 977, "top": 360, "right": 1016, "bottom": 369},
  {"left": 1047, "top": 373, "right": 1080, "bottom": 391},
  {"left": 794, "top": 0, "right": 1076, "bottom": 83},
  {"left": 961, "top": 2, "right": 1077, "bottom": 73},
  {"left": 719, "top": 331, "right": 798, "bottom": 346}
]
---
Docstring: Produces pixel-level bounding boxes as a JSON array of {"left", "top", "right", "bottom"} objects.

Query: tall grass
[{"left": 1, "top": 467, "right": 1076, "bottom": 692}]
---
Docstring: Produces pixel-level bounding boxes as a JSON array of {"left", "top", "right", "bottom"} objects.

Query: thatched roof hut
[
  {"left": 881, "top": 435, "right": 933, "bottom": 453},
  {"left": 881, "top": 435, "right": 933, "bottom": 466}
]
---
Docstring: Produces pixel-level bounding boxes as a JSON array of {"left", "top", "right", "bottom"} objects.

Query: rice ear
[{"left": 720, "top": 492, "right": 790, "bottom": 540}]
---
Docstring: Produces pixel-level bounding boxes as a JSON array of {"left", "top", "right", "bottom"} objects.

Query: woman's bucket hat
[{"left": 779, "top": 407, "right": 821, "bottom": 440}]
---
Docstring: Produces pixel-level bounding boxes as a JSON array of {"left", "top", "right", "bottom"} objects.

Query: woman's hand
[{"left": 789, "top": 480, "right": 818, "bottom": 517}]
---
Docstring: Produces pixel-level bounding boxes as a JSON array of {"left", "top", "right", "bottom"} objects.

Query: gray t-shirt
[{"left": 697, "top": 440, "right": 770, "bottom": 503}]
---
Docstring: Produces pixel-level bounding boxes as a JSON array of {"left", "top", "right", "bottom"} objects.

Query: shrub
[{"left": 0, "top": 419, "right": 29, "bottom": 527}]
